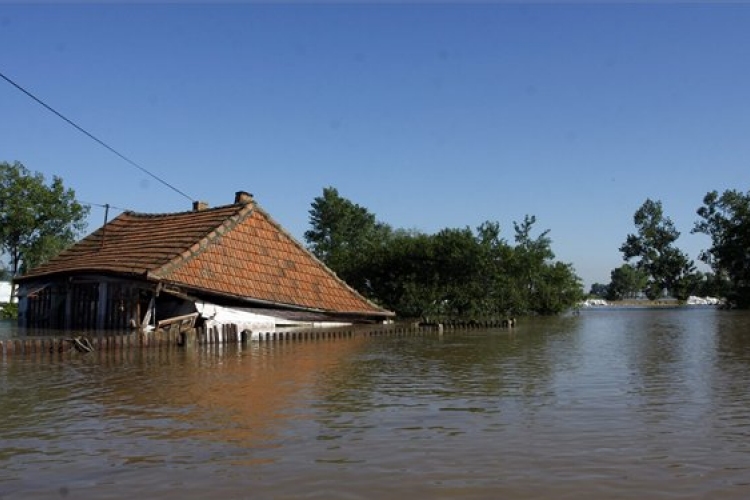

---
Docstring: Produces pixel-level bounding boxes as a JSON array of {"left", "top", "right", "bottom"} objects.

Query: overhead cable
[
  {"left": 79, "top": 200, "right": 130, "bottom": 213},
  {"left": 0, "top": 70, "right": 194, "bottom": 202}
]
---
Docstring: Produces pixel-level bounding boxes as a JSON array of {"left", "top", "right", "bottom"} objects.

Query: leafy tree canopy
[
  {"left": 620, "top": 198, "right": 694, "bottom": 299},
  {"left": 588, "top": 283, "right": 609, "bottom": 298},
  {"left": 304, "top": 187, "right": 584, "bottom": 318},
  {"left": 693, "top": 189, "right": 750, "bottom": 307},
  {"left": 304, "top": 186, "right": 392, "bottom": 292},
  {"left": 0, "top": 161, "right": 89, "bottom": 278},
  {"left": 607, "top": 264, "right": 648, "bottom": 301}
]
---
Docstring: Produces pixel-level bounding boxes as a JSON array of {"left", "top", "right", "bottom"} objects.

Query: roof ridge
[
  {"left": 148, "top": 203, "right": 254, "bottom": 279},
  {"left": 121, "top": 202, "right": 243, "bottom": 218}
]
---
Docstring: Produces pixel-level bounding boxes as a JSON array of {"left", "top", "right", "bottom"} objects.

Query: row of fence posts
[{"left": 0, "top": 319, "right": 516, "bottom": 360}]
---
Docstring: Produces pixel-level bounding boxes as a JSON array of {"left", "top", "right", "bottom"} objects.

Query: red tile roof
[{"left": 18, "top": 199, "right": 392, "bottom": 318}]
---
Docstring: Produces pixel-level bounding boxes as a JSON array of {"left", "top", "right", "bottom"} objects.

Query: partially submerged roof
[{"left": 17, "top": 192, "right": 393, "bottom": 319}]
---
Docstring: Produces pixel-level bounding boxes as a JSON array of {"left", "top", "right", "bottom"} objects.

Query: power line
[
  {"left": 0, "top": 70, "right": 194, "bottom": 202},
  {"left": 80, "top": 200, "right": 131, "bottom": 213}
]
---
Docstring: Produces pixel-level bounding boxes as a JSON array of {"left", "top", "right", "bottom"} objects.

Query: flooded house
[{"left": 14, "top": 191, "right": 394, "bottom": 335}]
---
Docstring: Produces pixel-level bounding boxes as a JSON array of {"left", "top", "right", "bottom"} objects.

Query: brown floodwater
[{"left": 2, "top": 307, "right": 750, "bottom": 499}]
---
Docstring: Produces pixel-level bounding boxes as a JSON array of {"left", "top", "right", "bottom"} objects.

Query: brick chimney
[
  {"left": 235, "top": 191, "right": 254, "bottom": 205},
  {"left": 192, "top": 200, "right": 209, "bottom": 211}
]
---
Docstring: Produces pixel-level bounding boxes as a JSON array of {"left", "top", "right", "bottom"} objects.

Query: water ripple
[{"left": 2, "top": 310, "right": 750, "bottom": 499}]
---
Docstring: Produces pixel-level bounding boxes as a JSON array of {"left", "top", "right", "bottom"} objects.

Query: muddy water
[{"left": 2, "top": 308, "right": 750, "bottom": 499}]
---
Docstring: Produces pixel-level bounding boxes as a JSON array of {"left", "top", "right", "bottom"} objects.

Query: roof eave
[
  {"left": 15, "top": 268, "right": 156, "bottom": 284},
  {"left": 154, "top": 279, "right": 394, "bottom": 319}
]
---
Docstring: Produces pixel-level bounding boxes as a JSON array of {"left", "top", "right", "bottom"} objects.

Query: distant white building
[
  {"left": 686, "top": 296, "right": 723, "bottom": 305},
  {"left": 581, "top": 298, "right": 608, "bottom": 307},
  {"left": 0, "top": 281, "right": 13, "bottom": 304}
]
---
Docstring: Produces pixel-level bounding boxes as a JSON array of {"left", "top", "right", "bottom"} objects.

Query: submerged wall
[{"left": 0, "top": 320, "right": 508, "bottom": 360}]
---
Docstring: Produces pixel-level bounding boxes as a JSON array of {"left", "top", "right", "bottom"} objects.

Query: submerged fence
[{"left": 0, "top": 318, "right": 516, "bottom": 360}]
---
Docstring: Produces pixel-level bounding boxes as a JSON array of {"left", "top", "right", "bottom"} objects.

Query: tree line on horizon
[
  {"left": 590, "top": 195, "right": 750, "bottom": 309},
  {"left": 304, "top": 187, "right": 584, "bottom": 318},
  {"left": 3, "top": 160, "right": 750, "bottom": 315}
]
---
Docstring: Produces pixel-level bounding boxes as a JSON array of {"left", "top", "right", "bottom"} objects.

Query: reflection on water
[{"left": 2, "top": 309, "right": 750, "bottom": 499}]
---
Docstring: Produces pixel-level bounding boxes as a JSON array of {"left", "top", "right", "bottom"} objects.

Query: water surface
[{"left": 2, "top": 308, "right": 750, "bottom": 499}]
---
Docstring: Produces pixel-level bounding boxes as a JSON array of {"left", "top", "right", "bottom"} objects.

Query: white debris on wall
[
  {"left": 194, "top": 302, "right": 354, "bottom": 340},
  {"left": 196, "top": 302, "right": 276, "bottom": 335}
]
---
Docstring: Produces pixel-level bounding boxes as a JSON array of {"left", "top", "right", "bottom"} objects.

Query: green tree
[
  {"left": 589, "top": 283, "right": 609, "bottom": 298},
  {"left": 693, "top": 189, "right": 750, "bottom": 307},
  {"left": 304, "top": 186, "right": 391, "bottom": 292},
  {"left": 606, "top": 264, "right": 648, "bottom": 300},
  {"left": 691, "top": 271, "right": 732, "bottom": 299},
  {"left": 510, "top": 215, "right": 553, "bottom": 313},
  {"left": 531, "top": 262, "right": 582, "bottom": 314},
  {"left": 304, "top": 189, "right": 584, "bottom": 318},
  {"left": 0, "top": 302, "right": 18, "bottom": 320},
  {"left": 620, "top": 199, "right": 695, "bottom": 299},
  {"left": 430, "top": 227, "right": 485, "bottom": 317},
  {"left": 0, "top": 161, "right": 89, "bottom": 279},
  {"left": 475, "top": 220, "right": 517, "bottom": 316},
  {"left": 366, "top": 229, "right": 442, "bottom": 317},
  {"left": 477, "top": 215, "right": 582, "bottom": 316}
]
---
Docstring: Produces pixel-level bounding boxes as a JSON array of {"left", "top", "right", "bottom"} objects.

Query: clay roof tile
[{"left": 18, "top": 200, "right": 392, "bottom": 318}]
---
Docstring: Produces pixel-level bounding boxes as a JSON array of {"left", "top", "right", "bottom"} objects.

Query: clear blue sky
[{"left": 2, "top": 3, "right": 748, "bottom": 289}]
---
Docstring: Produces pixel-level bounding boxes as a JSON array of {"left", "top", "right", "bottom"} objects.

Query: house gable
[
  {"left": 16, "top": 193, "right": 392, "bottom": 320},
  {"left": 156, "top": 205, "right": 386, "bottom": 315}
]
